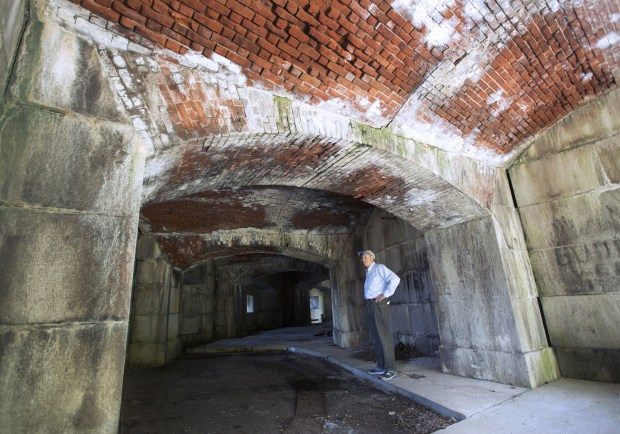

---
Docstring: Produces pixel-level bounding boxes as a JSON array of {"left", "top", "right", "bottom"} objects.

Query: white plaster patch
[
  {"left": 50, "top": 38, "right": 78, "bottom": 84},
  {"left": 161, "top": 49, "right": 247, "bottom": 86},
  {"left": 487, "top": 89, "right": 512, "bottom": 117},
  {"left": 463, "top": 1, "right": 485, "bottom": 21},
  {"left": 595, "top": 32, "right": 620, "bottom": 50},
  {"left": 581, "top": 72, "right": 593, "bottom": 82},
  {"left": 364, "top": 99, "right": 383, "bottom": 119},
  {"left": 391, "top": 98, "right": 467, "bottom": 153},
  {"left": 391, "top": 0, "right": 456, "bottom": 47},
  {"left": 112, "top": 54, "right": 127, "bottom": 69},
  {"left": 404, "top": 189, "right": 440, "bottom": 207}
]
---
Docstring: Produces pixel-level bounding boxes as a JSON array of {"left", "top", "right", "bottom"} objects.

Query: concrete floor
[
  {"left": 120, "top": 351, "right": 453, "bottom": 433},
  {"left": 189, "top": 325, "right": 620, "bottom": 433}
]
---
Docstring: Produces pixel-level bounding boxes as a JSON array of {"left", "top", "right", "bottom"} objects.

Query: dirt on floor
[{"left": 120, "top": 351, "right": 455, "bottom": 434}]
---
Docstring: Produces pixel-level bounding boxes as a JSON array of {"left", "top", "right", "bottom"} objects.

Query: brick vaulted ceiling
[{"left": 70, "top": 0, "right": 619, "bottom": 268}]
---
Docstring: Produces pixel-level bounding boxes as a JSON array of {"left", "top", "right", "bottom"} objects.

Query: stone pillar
[
  {"left": 0, "top": 2, "right": 145, "bottom": 432},
  {"left": 214, "top": 267, "right": 235, "bottom": 339},
  {"left": 332, "top": 258, "right": 369, "bottom": 348},
  {"left": 127, "top": 235, "right": 182, "bottom": 365},
  {"left": 180, "top": 262, "right": 216, "bottom": 345},
  {"left": 509, "top": 89, "right": 620, "bottom": 382},
  {"left": 426, "top": 211, "right": 558, "bottom": 388}
]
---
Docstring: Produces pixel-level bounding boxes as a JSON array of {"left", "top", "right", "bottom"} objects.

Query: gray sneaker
[
  {"left": 379, "top": 370, "right": 398, "bottom": 380},
  {"left": 367, "top": 367, "right": 385, "bottom": 375}
]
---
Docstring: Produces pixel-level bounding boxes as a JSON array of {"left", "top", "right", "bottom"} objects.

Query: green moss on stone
[
  {"left": 274, "top": 95, "right": 292, "bottom": 132},
  {"left": 541, "top": 348, "right": 559, "bottom": 382},
  {"left": 349, "top": 121, "right": 408, "bottom": 155},
  {"left": 9, "top": 3, "right": 45, "bottom": 100}
]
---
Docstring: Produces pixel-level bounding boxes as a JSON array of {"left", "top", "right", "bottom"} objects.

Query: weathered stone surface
[
  {"left": 127, "top": 342, "right": 167, "bottom": 366},
  {"left": 499, "top": 247, "right": 539, "bottom": 299},
  {"left": 490, "top": 204, "right": 528, "bottom": 251},
  {"left": 518, "top": 89, "right": 620, "bottom": 164},
  {"left": 0, "top": 0, "right": 26, "bottom": 96},
  {"left": 8, "top": 1, "right": 126, "bottom": 122},
  {"left": 439, "top": 345, "right": 558, "bottom": 388},
  {"left": 183, "top": 263, "right": 210, "bottom": 285},
  {"left": 0, "top": 321, "right": 128, "bottom": 434},
  {"left": 135, "top": 260, "right": 171, "bottom": 286},
  {"left": 180, "top": 316, "right": 201, "bottom": 335},
  {"left": 554, "top": 347, "right": 620, "bottom": 383},
  {"left": 135, "top": 235, "right": 164, "bottom": 260},
  {"left": 434, "top": 293, "right": 520, "bottom": 352},
  {"left": 520, "top": 188, "right": 620, "bottom": 250},
  {"left": 509, "top": 90, "right": 620, "bottom": 384},
  {"left": 529, "top": 240, "right": 620, "bottom": 297},
  {"left": 426, "top": 217, "right": 554, "bottom": 385},
  {"left": 426, "top": 218, "right": 508, "bottom": 299},
  {"left": 0, "top": 104, "right": 143, "bottom": 214},
  {"left": 541, "top": 294, "right": 620, "bottom": 349},
  {"left": 131, "top": 314, "right": 167, "bottom": 343},
  {"left": 510, "top": 136, "right": 619, "bottom": 207},
  {"left": 132, "top": 284, "right": 170, "bottom": 316},
  {"left": 0, "top": 208, "right": 136, "bottom": 323}
]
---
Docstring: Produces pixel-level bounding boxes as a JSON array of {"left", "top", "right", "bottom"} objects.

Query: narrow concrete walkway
[{"left": 189, "top": 325, "right": 620, "bottom": 433}]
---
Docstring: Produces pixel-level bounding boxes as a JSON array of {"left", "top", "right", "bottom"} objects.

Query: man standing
[{"left": 358, "top": 249, "right": 400, "bottom": 380}]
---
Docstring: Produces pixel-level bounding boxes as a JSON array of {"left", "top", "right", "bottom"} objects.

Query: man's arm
[{"left": 374, "top": 264, "right": 400, "bottom": 301}]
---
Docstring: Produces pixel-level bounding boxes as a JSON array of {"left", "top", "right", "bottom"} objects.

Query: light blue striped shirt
[{"left": 364, "top": 262, "right": 400, "bottom": 300}]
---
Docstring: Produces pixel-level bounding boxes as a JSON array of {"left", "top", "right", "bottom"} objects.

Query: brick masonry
[
  {"left": 71, "top": 0, "right": 618, "bottom": 158},
  {"left": 52, "top": 0, "right": 619, "bottom": 268}
]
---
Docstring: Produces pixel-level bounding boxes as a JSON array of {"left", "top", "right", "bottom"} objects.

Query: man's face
[{"left": 361, "top": 253, "right": 374, "bottom": 268}]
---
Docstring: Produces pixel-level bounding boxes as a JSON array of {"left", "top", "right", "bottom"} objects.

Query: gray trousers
[{"left": 366, "top": 300, "right": 395, "bottom": 371}]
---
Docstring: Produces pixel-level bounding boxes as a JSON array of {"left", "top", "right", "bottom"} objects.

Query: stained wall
[{"left": 509, "top": 88, "right": 620, "bottom": 382}]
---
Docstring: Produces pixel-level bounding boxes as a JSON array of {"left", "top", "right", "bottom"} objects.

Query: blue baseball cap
[{"left": 357, "top": 250, "right": 375, "bottom": 259}]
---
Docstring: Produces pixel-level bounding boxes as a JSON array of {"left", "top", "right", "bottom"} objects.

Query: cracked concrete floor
[{"left": 119, "top": 352, "right": 454, "bottom": 433}]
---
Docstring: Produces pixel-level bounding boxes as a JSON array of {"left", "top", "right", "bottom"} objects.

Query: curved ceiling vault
[{"left": 70, "top": 0, "right": 619, "bottom": 269}]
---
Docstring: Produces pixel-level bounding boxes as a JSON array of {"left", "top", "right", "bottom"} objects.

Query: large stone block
[
  {"left": 167, "top": 313, "right": 179, "bottom": 338},
  {"left": 8, "top": 0, "right": 126, "bottom": 122},
  {"left": 184, "top": 263, "right": 210, "bottom": 284},
  {"left": 1, "top": 0, "right": 26, "bottom": 94},
  {"left": 499, "top": 247, "right": 539, "bottom": 299},
  {"left": 554, "top": 347, "right": 620, "bottom": 383},
  {"left": 490, "top": 204, "right": 528, "bottom": 251},
  {"left": 510, "top": 295, "right": 549, "bottom": 350},
  {"left": 0, "top": 208, "right": 135, "bottom": 324},
  {"left": 127, "top": 342, "right": 166, "bottom": 366},
  {"left": 541, "top": 294, "right": 620, "bottom": 349},
  {"left": 180, "top": 315, "right": 201, "bottom": 335},
  {"left": 435, "top": 293, "right": 519, "bottom": 353},
  {"left": 167, "top": 338, "right": 182, "bottom": 361},
  {"left": 135, "top": 235, "right": 164, "bottom": 260},
  {"left": 440, "top": 345, "right": 558, "bottom": 388},
  {"left": 400, "top": 269, "right": 433, "bottom": 304},
  {"left": 510, "top": 136, "right": 619, "bottom": 207},
  {"left": 132, "top": 285, "right": 170, "bottom": 315},
  {"left": 135, "top": 259, "right": 171, "bottom": 286},
  {"left": 390, "top": 303, "right": 410, "bottom": 335},
  {"left": 519, "top": 188, "right": 620, "bottom": 250},
  {"left": 426, "top": 218, "right": 508, "bottom": 299},
  {"left": 0, "top": 321, "right": 128, "bottom": 433},
  {"left": 409, "top": 302, "right": 439, "bottom": 336},
  {"left": 333, "top": 329, "right": 369, "bottom": 348},
  {"left": 181, "top": 287, "right": 209, "bottom": 315},
  {"left": 169, "top": 284, "right": 181, "bottom": 314},
  {"left": 517, "top": 88, "right": 620, "bottom": 163},
  {"left": 0, "top": 104, "right": 143, "bottom": 214},
  {"left": 131, "top": 314, "right": 167, "bottom": 344},
  {"left": 529, "top": 240, "right": 620, "bottom": 296}
]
